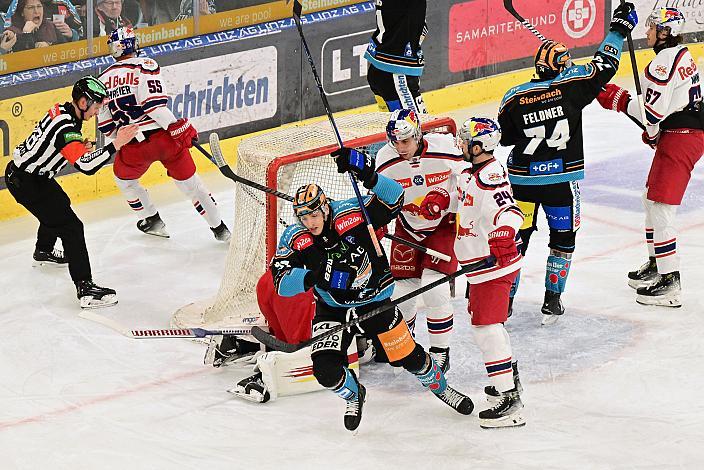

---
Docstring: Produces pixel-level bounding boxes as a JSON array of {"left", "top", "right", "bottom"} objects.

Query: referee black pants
[{"left": 5, "top": 162, "right": 92, "bottom": 283}]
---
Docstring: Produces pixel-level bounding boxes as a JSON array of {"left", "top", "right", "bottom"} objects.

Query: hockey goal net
[{"left": 172, "top": 112, "right": 456, "bottom": 330}]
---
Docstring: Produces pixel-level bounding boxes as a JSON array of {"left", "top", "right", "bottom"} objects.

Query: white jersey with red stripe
[
  {"left": 453, "top": 157, "right": 523, "bottom": 284},
  {"left": 376, "top": 132, "right": 467, "bottom": 240},
  {"left": 97, "top": 55, "right": 174, "bottom": 139},
  {"left": 627, "top": 45, "right": 702, "bottom": 136}
]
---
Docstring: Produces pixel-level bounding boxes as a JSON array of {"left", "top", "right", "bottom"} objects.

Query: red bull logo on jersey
[
  {"left": 457, "top": 222, "right": 478, "bottom": 239},
  {"left": 103, "top": 72, "right": 139, "bottom": 89},
  {"left": 678, "top": 58, "right": 698, "bottom": 81},
  {"left": 426, "top": 171, "right": 451, "bottom": 186}
]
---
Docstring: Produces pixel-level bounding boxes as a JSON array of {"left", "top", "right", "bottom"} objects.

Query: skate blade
[
  {"left": 80, "top": 295, "right": 118, "bottom": 309},
  {"left": 541, "top": 314, "right": 560, "bottom": 326},
  {"left": 226, "top": 387, "right": 269, "bottom": 403},
  {"left": 636, "top": 294, "right": 682, "bottom": 308},
  {"left": 480, "top": 412, "right": 526, "bottom": 429},
  {"left": 32, "top": 260, "right": 68, "bottom": 268},
  {"left": 140, "top": 229, "right": 170, "bottom": 238},
  {"left": 628, "top": 278, "right": 657, "bottom": 289}
]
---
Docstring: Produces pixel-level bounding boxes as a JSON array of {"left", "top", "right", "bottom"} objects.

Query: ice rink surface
[{"left": 1, "top": 101, "right": 703, "bottom": 469}]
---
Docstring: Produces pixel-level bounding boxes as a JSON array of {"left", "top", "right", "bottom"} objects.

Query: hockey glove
[
  {"left": 168, "top": 118, "right": 198, "bottom": 149},
  {"left": 488, "top": 226, "right": 518, "bottom": 268},
  {"left": 609, "top": 2, "right": 637, "bottom": 37},
  {"left": 332, "top": 146, "right": 378, "bottom": 189},
  {"left": 304, "top": 262, "right": 354, "bottom": 292},
  {"left": 642, "top": 131, "right": 659, "bottom": 149},
  {"left": 419, "top": 188, "right": 451, "bottom": 220},
  {"left": 597, "top": 84, "right": 630, "bottom": 113}
]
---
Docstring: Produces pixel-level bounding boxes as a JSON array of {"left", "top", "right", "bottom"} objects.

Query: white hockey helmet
[
  {"left": 646, "top": 7, "right": 686, "bottom": 37},
  {"left": 457, "top": 117, "right": 501, "bottom": 152},
  {"left": 386, "top": 109, "right": 422, "bottom": 143}
]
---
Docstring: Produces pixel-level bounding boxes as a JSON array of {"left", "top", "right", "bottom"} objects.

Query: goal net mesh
[{"left": 172, "top": 112, "right": 456, "bottom": 330}]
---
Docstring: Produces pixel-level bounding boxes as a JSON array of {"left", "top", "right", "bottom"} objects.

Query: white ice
[{"left": 1, "top": 100, "right": 704, "bottom": 470}]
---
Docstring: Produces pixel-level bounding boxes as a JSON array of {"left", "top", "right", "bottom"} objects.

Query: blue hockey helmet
[{"left": 108, "top": 27, "right": 139, "bottom": 59}]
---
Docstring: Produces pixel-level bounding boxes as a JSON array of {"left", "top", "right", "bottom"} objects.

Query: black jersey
[
  {"left": 498, "top": 31, "right": 625, "bottom": 186},
  {"left": 271, "top": 175, "right": 403, "bottom": 308},
  {"left": 364, "top": 0, "right": 427, "bottom": 77},
  {"left": 13, "top": 103, "right": 116, "bottom": 178}
]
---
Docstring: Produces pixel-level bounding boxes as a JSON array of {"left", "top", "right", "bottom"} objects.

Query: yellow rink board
[{"left": 0, "top": 43, "right": 701, "bottom": 222}]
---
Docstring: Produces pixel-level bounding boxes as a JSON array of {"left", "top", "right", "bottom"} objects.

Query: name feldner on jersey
[
  {"left": 97, "top": 56, "right": 174, "bottom": 140},
  {"left": 453, "top": 158, "right": 524, "bottom": 284},
  {"left": 376, "top": 132, "right": 467, "bottom": 240},
  {"left": 628, "top": 45, "right": 703, "bottom": 135}
]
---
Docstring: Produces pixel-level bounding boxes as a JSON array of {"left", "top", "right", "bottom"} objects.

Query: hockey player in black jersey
[
  {"left": 270, "top": 147, "right": 473, "bottom": 432},
  {"left": 498, "top": 3, "right": 638, "bottom": 325},
  {"left": 4, "top": 76, "right": 138, "bottom": 308},
  {"left": 364, "top": 0, "right": 428, "bottom": 114}
]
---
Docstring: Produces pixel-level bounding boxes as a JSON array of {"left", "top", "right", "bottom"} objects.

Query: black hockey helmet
[
  {"left": 72, "top": 76, "right": 108, "bottom": 106},
  {"left": 535, "top": 40, "right": 572, "bottom": 80},
  {"left": 293, "top": 184, "right": 329, "bottom": 218}
]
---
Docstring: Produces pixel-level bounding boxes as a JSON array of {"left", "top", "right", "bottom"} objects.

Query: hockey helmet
[
  {"left": 457, "top": 117, "right": 501, "bottom": 153},
  {"left": 293, "top": 184, "right": 329, "bottom": 218},
  {"left": 108, "top": 26, "right": 139, "bottom": 59},
  {"left": 386, "top": 109, "right": 422, "bottom": 143},
  {"left": 72, "top": 76, "right": 108, "bottom": 106},
  {"left": 534, "top": 40, "right": 572, "bottom": 80},
  {"left": 646, "top": 7, "right": 685, "bottom": 37}
]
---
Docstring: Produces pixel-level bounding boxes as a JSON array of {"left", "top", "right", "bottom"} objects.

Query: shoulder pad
[
  {"left": 553, "top": 64, "right": 596, "bottom": 84},
  {"left": 140, "top": 58, "right": 159, "bottom": 72},
  {"left": 331, "top": 199, "right": 364, "bottom": 234},
  {"left": 280, "top": 224, "right": 312, "bottom": 250},
  {"left": 646, "top": 46, "right": 689, "bottom": 84},
  {"left": 477, "top": 160, "right": 509, "bottom": 186},
  {"left": 499, "top": 81, "right": 552, "bottom": 111},
  {"left": 424, "top": 132, "right": 463, "bottom": 157},
  {"left": 375, "top": 143, "right": 397, "bottom": 165}
]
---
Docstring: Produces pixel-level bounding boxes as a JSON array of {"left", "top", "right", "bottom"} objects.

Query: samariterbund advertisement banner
[{"left": 448, "top": 0, "right": 607, "bottom": 73}]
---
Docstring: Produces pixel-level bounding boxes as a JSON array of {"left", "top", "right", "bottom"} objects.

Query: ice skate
[
  {"left": 479, "top": 387, "right": 525, "bottom": 429},
  {"left": 636, "top": 271, "right": 681, "bottom": 308},
  {"left": 228, "top": 371, "right": 270, "bottom": 403},
  {"left": 429, "top": 346, "right": 450, "bottom": 373},
  {"left": 32, "top": 248, "right": 68, "bottom": 268},
  {"left": 485, "top": 361, "right": 523, "bottom": 404},
  {"left": 76, "top": 280, "right": 117, "bottom": 309},
  {"left": 211, "top": 221, "right": 231, "bottom": 242},
  {"left": 435, "top": 385, "right": 474, "bottom": 415},
  {"left": 541, "top": 291, "right": 564, "bottom": 326},
  {"left": 628, "top": 257, "right": 658, "bottom": 289},
  {"left": 137, "top": 212, "right": 169, "bottom": 238}
]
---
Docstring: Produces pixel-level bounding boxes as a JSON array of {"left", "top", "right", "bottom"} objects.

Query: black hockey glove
[
  {"left": 304, "top": 260, "right": 354, "bottom": 292},
  {"left": 332, "top": 146, "right": 378, "bottom": 189},
  {"left": 609, "top": 2, "right": 637, "bottom": 37}
]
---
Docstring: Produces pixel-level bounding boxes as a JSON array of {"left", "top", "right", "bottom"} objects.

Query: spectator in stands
[
  {"left": 139, "top": 0, "right": 179, "bottom": 25},
  {"left": 8, "top": 0, "right": 68, "bottom": 51},
  {"left": 175, "top": 0, "right": 215, "bottom": 20},
  {"left": 46, "top": 0, "right": 84, "bottom": 41},
  {"left": 1, "top": 29, "right": 17, "bottom": 54},
  {"left": 93, "top": 0, "right": 132, "bottom": 36}
]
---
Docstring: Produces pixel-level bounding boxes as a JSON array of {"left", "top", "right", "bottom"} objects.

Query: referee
[{"left": 4, "top": 76, "right": 137, "bottom": 309}]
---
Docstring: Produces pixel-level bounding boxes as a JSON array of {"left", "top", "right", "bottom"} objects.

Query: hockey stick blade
[
  {"left": 208, "top": 132, "right": 228, "bottom": 168},
  {"left": 251, "top": 255, "right": 496, "bottom": 353},
  {"left": 79, "top": 311, "right": 253, "bottom": 339}
]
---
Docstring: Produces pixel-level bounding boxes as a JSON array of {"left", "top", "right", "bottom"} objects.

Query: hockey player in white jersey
[
  {"left": 376, "top": 109, "right": 467, "bottom": 371},
  {"left": 97, "top": 27, "right": 230, "bottom": 241},
  {"left": 597, "top": 7, "right": 703, "bottom": 307},
  {"left": 453, "top": 117, "right": 525, "bottom": 428}
]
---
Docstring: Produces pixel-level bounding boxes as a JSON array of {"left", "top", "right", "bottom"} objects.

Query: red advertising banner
[{"left": 449, "top": 0, "right": 606, "bottom": 73}]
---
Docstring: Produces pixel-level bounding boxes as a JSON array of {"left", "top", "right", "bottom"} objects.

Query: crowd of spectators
[{"left": 0, "top": 0, "right": 253, "bottom": 54}]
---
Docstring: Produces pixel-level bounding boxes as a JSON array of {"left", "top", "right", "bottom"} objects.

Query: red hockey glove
[
  {"left": 419, "top": 188, "right": 451, "bottom": 220},
  {"left": 168, "top": 118, "right": 198, "bottom": 149},
  {"left": 597, "top": 84, "right": 630, "bottom": 113},
  {"left": 642, "top": 131, "right": 659, "bottom": 149},
  {"left": 488, "top": 226, "right": 518, "bottom": 268}
]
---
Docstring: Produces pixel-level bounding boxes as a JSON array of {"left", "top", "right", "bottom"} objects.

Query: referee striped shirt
[{"left": 13, "top": 102, "right": 116, "bottom": 178}]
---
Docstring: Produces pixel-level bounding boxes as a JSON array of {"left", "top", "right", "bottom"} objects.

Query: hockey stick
[
  {"left": 193, "top": 137, "right": 295, "bottom": 202},
  {"left": 251, "top": 255, "right": 495, "bottom": 353},
  {"left": 503, "top": 0, "right": 645, "bottom": 131},
  {"left": 288, "top": 0, "right": 383, "bottom": 258},
  {"left": 384, "top": 233, "right": 452, "bottom": 262},
  {"left": 618, "top": 0, "right": 648, "bottom": 128},
  {"left": 79, "top": 311, "right": 255, "bottom": 339}
]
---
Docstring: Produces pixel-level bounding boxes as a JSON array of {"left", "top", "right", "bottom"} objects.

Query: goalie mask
[
  {"left": 108, "top": 27, "right": 139, "bottom": 59},
  {"left": 457, "top": 117, "right": 501, "bottom": 159},
  {"left": 293, "top": 184, "right": 330, "bottom": 219},
  {"left": 534, "top": 40, "right": 572, "bottom": 80},
  {"left": 646, "top": 7, "right": 685, "bottom": 37},
  {"left": 386, "top": 109, "right": 422, "bottom": 143}
]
